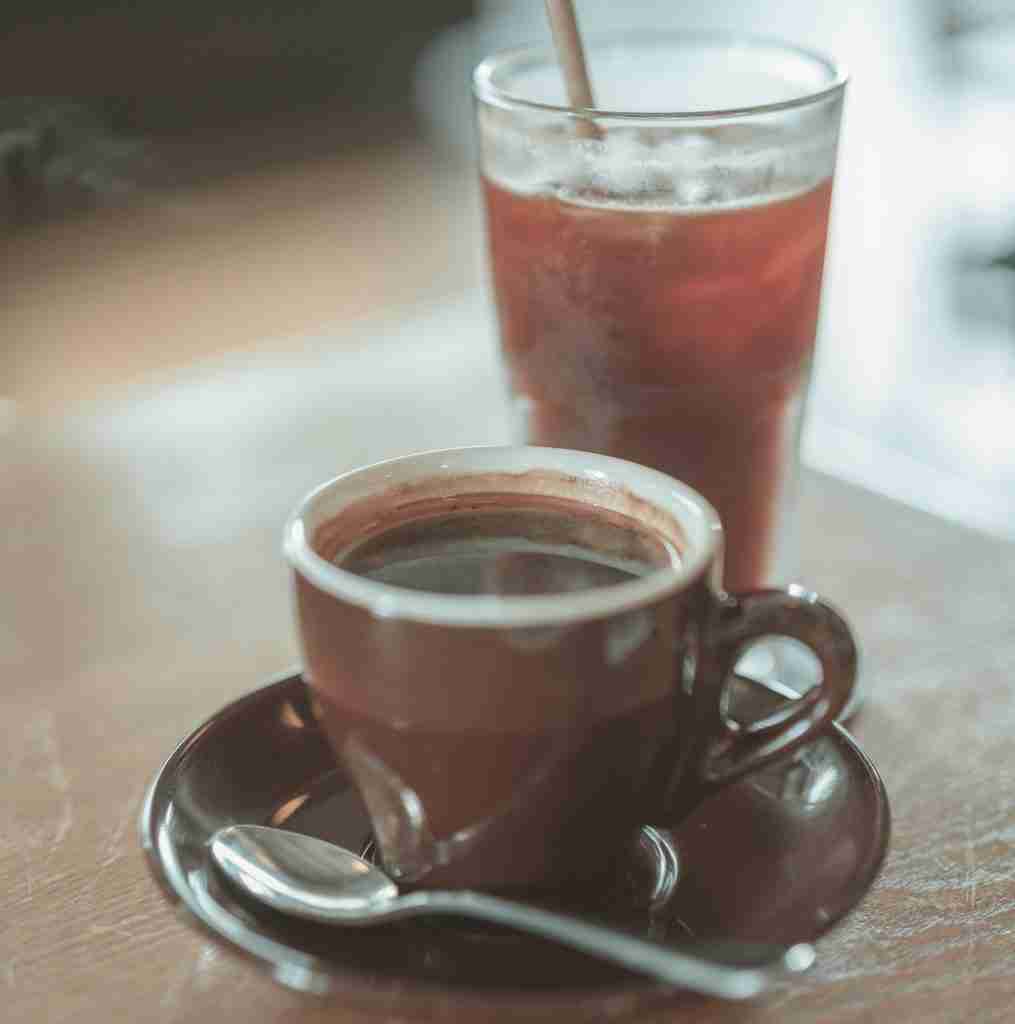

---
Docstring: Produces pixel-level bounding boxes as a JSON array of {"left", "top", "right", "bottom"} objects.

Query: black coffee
[{"left": 331, "top": 495, "right": 675, "bottom": 596}]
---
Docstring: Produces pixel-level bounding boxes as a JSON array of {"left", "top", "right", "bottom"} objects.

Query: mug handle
[{"left": 696, "top": 585, "right": 858, "bottom": 786}]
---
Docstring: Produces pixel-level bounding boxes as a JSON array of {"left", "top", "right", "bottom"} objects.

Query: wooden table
[{"left": 3, "top": 146, "right": 1014, "bottom": 1023}]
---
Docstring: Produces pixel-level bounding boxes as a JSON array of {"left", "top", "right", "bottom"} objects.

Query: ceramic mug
[{"left": 285, "top": 446, "right": 856, "bottom": 893}]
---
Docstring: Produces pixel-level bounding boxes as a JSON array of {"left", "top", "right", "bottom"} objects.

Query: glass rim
[{"left": 473, "top": 29, "right": 848, "bottom": 121}]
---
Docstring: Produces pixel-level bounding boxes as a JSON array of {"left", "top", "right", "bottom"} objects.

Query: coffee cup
[{"left": 284, "top": 446, "right": 856, "bottom": 893}]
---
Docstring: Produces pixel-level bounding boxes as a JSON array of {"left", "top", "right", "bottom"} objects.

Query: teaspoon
[{"left": 210, "top": 824, "right": 815, "bottom": 1000}]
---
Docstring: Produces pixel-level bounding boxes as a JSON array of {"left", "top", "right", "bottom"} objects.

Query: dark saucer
[{"left": 140, "top": 671, "right": 889, "bottom": 1019}]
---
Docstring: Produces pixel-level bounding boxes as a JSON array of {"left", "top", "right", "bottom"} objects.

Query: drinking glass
[{"left": 474, "top": 32, "right": 848, "bottom": 700}]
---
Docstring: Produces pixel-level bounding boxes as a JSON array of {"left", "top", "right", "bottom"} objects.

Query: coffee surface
[{"left": 324, "top": 494, "right": 675, "bottom": 596}]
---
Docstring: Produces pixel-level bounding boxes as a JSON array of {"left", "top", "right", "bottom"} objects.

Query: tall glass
[{"left": 474, "top": 33, "right": 846, "bottom": 602}]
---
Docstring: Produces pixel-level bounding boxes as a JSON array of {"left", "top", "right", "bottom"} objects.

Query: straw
[{"left": 544, "top": 0, "right": 599, "bottom": 137}]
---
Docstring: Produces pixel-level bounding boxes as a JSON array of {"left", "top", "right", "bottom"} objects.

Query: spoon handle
[{"left": 399, "top": 889, "right": 812, "bottom": 999}]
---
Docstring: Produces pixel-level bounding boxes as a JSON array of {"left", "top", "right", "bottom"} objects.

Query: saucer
[{"left": 140, "top": 671, "right": 889, "bottom": 1018}]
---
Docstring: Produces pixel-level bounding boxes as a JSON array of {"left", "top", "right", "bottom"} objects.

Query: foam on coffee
[{"left": 479, "top": 119, "right": 839, "bottom": 211}]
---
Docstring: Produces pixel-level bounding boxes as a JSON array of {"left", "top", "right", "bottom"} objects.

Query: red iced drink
[{"left": 482, "top": 177, "right": 834, "bottom": 591}]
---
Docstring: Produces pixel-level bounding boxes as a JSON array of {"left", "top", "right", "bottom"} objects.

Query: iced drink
[
  {"left": 482, "top": 176, "right": 833, "bottom": 590},
  {"left": 475, "top": 34, "right": 845, "bottom": 591}
]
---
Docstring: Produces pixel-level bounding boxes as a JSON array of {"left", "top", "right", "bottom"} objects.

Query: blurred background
[
  {"left": 3, "top": 0, "right": 1013, "bottom": 534},
  {"left": 2, "top": 0, "right": 1014, "bottom": 688}
]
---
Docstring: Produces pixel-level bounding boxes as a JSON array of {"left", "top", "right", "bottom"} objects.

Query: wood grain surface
[{"left": 2, "top": 146, "right": 1014, "bottom": 1023}]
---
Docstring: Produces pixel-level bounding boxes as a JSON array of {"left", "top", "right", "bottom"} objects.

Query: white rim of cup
[{"left": 283, "top": 446, "right": 722, "bottom": 628}]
